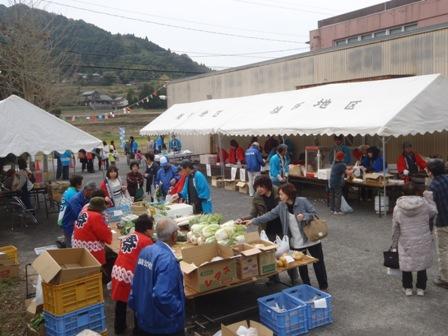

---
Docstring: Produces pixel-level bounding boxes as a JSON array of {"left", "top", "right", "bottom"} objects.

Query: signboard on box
[
  {"left": 211, "top": 176, "right": 225, "bottom": 188},
  {"left": 180, "top": 243, "right": 238, "bottom": 292},
  {"left": 31, "top": 248, "right": 101, "bottom": 284},
  {"left": 221, "top": 320, "right": 273, "bottom": 336},
  {"left": 245, "top": 232, "right": 277, "bottom": 275},
  {"left": 0, "top": 264, "right": 19, "bottom": 279},
  {"left": 233, "top": 244, "right": 260, "bottom": 279}
]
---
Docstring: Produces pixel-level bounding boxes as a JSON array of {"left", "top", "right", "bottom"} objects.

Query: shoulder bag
[{"left": 303, "top": 215, "right": 328, "bottom": 241}]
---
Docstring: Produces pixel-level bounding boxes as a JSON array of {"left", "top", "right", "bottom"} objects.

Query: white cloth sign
[
  {"left": 231, "top": 167, "right": 238, "bottom": 181},
  {"left": 239, "top": 168, "right": 246, "bottom": 182},
  {"left": 206, "top": 164, "right": 211, "bottom": 177}
]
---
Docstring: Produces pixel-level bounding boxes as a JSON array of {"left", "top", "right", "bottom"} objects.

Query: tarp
[
  {"left": 0, "top": 95, "right": 103, "bottom": 157},
  {"left": 140, "top": 74, "right": 448, "bottom": 138}
]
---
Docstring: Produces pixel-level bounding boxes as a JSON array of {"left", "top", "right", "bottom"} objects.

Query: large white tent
[
  {"left": 140, "top": 74, "right": 448, "bottom": 138},
  {"left": 0, "top": 95, "right": 102, "bottom": 157}
]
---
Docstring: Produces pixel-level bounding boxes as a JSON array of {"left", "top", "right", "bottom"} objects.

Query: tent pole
[
  {"left": 218, "top": 133, "right": 225, "bottom": 177},
  {"left": 382, "top": 136, "right": 387, "bottom": 216}
]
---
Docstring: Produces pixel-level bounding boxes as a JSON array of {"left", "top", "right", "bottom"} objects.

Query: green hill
[{"left": 0, "top": 4, "right": 211, "bottom": 84}]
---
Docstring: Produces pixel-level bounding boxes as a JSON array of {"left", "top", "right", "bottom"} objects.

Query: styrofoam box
[
  {"left": 166, "top": 203, "right": 194, "bottom": 218},
  {"left": 317, "top": 169, "right": 331, "bottom": 180}
]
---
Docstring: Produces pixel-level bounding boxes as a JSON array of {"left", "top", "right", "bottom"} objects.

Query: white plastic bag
[
  {"left": 260, "top": 230, "right": 270, "bottom": 242},
  {"left": 275, "top": 235, "right": 290, "bottom": 257},
  {"left": 341, "top": 195, "right": 354, "bottom": 213},
  {"left": 34, "top": 275, "right": 43, "bottom": 306},
  {"left": 387, "top": 267, "right": 401, "bottom": 278}
]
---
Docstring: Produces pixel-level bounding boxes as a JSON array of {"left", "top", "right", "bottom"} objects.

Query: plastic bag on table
[
  {"left": 341, "top": 195, "right": 354, "bottom": 213},
  {"left": 275, "top": 235, "right": 290, "bottom": 257},
  {"left": 260, "top": 230, "right": 270, "bottom": 242}
]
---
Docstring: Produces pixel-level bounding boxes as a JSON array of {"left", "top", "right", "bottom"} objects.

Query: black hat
[{"left": 88, "top": 197, "right": 107, "bottom": 212}]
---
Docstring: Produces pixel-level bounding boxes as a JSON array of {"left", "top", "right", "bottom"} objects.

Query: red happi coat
[
  {"left": 72, "top": 208, "right": 112, "bottom": 265},
  {"left": 111, "top": 232, "right": 153, "bottom": 302}
]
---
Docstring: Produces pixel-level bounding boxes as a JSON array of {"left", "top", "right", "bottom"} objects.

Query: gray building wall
[{"left": 168, "top": 24, "right": 448, "bottom": 106}]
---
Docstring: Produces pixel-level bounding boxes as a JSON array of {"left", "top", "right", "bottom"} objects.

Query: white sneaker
[
  {"left": 416, "top": 289, "right": 425, "bottom": 296},
  {"left": 403, "top": 288, "right": 413, "bottom": 296}
]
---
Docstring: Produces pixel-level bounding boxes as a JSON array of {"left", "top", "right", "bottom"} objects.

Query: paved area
[{"left": 1, "top": 156, "right": 447, "bottom": 336}]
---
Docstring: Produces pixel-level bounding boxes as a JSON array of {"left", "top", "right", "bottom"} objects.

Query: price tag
[
  {"left": 206, "top": 164, "right": 212, "bottom": 177},
  {"left": 231, "top": 167, "right": 238, "bottom": 181},
  {"left": 239, "top": 168, "right": 246, "bottom": 182}
]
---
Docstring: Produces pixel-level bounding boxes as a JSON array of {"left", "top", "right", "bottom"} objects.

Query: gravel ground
[{"left": 1, "top": 156, "right": 447, "bottom": 336}]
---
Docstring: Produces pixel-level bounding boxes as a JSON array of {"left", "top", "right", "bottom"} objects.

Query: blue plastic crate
[
  {"left": 104, "top": 204, "right": 131, "bottom": 223},
  {"left": 257, "top": 292, "right": 308, "bottom": 336},
  {"left": 283, "top": 285, "right": 333, "bottom": 329},
  {"left": 44, "top": 303, "right": 106, "bottom": 336}
]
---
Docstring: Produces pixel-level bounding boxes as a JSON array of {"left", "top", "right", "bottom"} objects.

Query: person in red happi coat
[
  {"left": 72, "top": 196, "right": 112, "bottom": 265},
  {"left": 111, "top": 214, "right": 154, "bottom": 335}
]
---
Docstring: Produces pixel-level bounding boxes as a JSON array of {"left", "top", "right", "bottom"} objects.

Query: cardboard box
[
  {"left": 200, "top": 154, "right": 218, "bottom": 165},
  {"left": 31, "top": 248, "right": 101, "bottom": 284},
  {"left": 233, "top": 244, "right": 260, "bottom": 279},
  {"left": 211, "top": 176, "right": 225, "bottom": 188},
  {"left": 245, "top": 232, "right": 277, "bottom": 276},
  {"left": 0, "top": 264, "right": 19, "bottom": 279},
  {"left": 222, "top": 320, "right": 273, "bottom": 336},
  {"left": 224, "top": 180, "right": 238, "bottom": 191},
  {"left": 180, "top": 243, "right": 238, "bottom": 292},
  {"left": 236, "top": 181, "right": 249, "bottom": 194}
]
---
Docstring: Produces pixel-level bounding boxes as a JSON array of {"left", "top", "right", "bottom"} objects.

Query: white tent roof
[
  {"left": 140, "top": 74, "right": 448, "bottom": 138},
  {"left": 0, "top": 95, "right": 103, "bottom": 157}
]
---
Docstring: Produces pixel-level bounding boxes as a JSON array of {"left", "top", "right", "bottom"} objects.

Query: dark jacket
[
  {"left": 145, "top": 162, "right": 160, "bottom": 187},
  {"left": 62, "top": 191, "right": 88, "bottom": 237},
  {"left": 129, "top": 241, "right": 185, "bottom": 334}
]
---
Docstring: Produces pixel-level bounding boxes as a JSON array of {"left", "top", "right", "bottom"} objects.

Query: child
[{"left": 111, "top": 215, "right": 154, "bottom": 334}]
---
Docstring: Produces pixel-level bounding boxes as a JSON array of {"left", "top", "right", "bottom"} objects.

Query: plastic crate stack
[
  {"left": 42, "top": 272, "right": 107, "bottom": 336},
  {"left": 258, "top": 284, "right": 333, "bottom": 335}
]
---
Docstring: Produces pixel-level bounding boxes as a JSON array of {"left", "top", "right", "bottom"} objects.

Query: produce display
[
  {"left": 276, "top": 251, "right": 305, "bottom": 267},
  {"left": 187, "top": 216, "right": 247, "bottom": 246},
  {"left": 118, "top": 214, "right": 139, "bottom": 235}
]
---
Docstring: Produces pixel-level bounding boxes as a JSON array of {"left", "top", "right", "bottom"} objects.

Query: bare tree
[{"left": 0, "top": 0, "right": 77, "bottom": 111}]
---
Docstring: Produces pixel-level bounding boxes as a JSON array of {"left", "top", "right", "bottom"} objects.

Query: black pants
[
  {"left": 115, "top": 301, "right": 128, "bottom": 333},
  {"left": 138, "top": 330, "right": 185, "bottom": 336},
  {"left": 330, "top": 186, "right": 342, "bottom": 212},
  {"left": 288, "top": 243, "right": 328, "bottom": 290},
  {"left": 62, "top": 166, "right": 69, "bottom": 180},
  {"left": 402, "top": 270, "right": 427, "bottom": 290}
]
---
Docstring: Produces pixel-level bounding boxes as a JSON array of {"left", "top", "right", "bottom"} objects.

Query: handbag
[
  {"left": 383, "top": 249, "right": 399, "bottom": 269},
  {"left": 134, "top": 182, "right": 144, "bottom": 202},
  {"left": 303, "top": 215, "right": 328, "bottom": 242}
]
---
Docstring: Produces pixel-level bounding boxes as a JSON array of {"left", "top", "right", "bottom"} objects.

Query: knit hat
[
  {"left": 336, "top": 151, "right": 345, "bottom": 162},
  {"left": 88, "top": 197, "right": 107, "bottom": 212},
  {"left": 160, "top": 156, "right": 168, "bottom": 167}
]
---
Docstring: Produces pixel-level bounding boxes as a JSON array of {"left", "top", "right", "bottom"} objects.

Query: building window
[
  {"left": 389, "top": 26, "right": 403, "bottom": 35},
  {"left": 361, "top": 33, "right": 373, "bottom": 40},
  {"left": 374, "top": 30, "right": 387, "bottom": 38},
  {"left": 404, "top": 23, "right": 417, "bottom": 32},
  {"left": 347, "top": 36, "right": 360, "bottom": 44},
  {"left": 335, "top": 39, "right": 347, "bottom": 46}
]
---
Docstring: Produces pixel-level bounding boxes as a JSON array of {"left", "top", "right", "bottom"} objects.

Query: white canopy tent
[
  {"left": 0, "top": 95, "right": 102, "bottom": 157},
  {"left": 140, "top": 74, "right": 448, "bottom": 138}
]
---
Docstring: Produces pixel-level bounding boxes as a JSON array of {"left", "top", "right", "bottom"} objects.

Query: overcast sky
[{"left": 2, "top": 0, "right": 382, "bottom": 69}]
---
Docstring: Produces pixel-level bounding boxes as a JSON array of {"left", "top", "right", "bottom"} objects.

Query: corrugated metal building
[{"left": 166, "top": 22, "right": 448, "bottom": 161}]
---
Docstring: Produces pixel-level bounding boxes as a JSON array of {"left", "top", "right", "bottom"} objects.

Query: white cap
[{"left": 160, "top": 156, "right": 168, "bottom": 166}]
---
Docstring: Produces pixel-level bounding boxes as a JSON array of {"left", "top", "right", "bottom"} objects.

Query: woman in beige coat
[{"left": 392, "top": 183, "right": 437, "bottom": 296}]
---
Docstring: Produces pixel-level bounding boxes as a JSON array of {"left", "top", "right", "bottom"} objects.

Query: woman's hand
[
  {"left": 296, "top": 213, "right": 304, "bottom": 221},
  {"left": 121, "top": 186, "right": 127, "bottom": 192},
  {"left": 105, "top": 196, "right": 112, "bottom": 206}
]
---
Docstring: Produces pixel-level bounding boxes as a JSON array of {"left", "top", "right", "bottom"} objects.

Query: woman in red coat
[
  {"left": 111, "top": 214, "right": 154, "bottom": 334},
  {"left": 228, "top": 139, "right": 245, "bottom": 164},
  {"left": 72, "top": 197, "right": 112, "bottom": 265}
]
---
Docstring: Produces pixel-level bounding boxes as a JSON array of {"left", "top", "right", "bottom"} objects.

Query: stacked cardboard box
[
  {"left": 0, "top": 245, "right": 19, "bottom": 279},
  {"left": 32, "top": 248, "right": 107, "bottom": 336}
]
